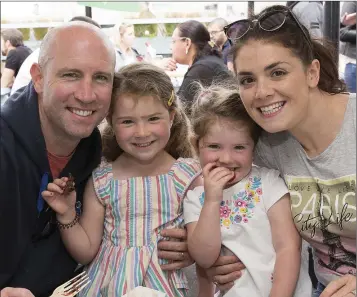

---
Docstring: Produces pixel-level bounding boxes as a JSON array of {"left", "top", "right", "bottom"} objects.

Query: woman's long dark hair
[
  {"left": 231, "top": 5, "right": 346, "bottom": 94},
  {"left": 177, "top": 20, "right": 221, "bottom": 62}
]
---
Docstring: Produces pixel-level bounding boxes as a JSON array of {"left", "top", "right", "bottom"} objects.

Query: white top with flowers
[{"left": 184, "top": 166, "right": 312, "bottom": 297}]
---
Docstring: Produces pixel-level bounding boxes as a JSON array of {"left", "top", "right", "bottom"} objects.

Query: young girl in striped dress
[{"left": 42, "top": 63, "right": 202, "bottom": 297}]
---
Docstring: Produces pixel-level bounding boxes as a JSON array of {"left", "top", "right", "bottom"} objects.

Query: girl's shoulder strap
[
  {"left": 170, "top": 158, "right": 202, "bottom": 200},
  {"left": 92, "top": 157, "right": 113, "bottom": 204}
]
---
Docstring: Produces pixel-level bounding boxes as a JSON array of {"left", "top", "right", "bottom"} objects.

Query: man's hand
[
  {"left": 205, "top": 255, "right": 245, "bottom": 291},
  {"left": 158, "top": 228, "right": 194, "bottom": 270},
  {"left": 320, "top": 274, "right": 356, "bottom": 297},
  {"left": 0, "top": 288, "right": 35, "bottom": 297}
]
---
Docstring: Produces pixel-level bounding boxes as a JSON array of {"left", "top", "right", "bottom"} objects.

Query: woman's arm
[
  {"left": 268, "top": 194, "right": 301, "bottom": 297},
  {"left": 42, "top": 177, "right": 105, "bottom": 264}
]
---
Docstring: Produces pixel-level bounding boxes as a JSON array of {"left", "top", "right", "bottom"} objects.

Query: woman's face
[
  {"left": 171, "top": 28, "right": 189, "bottom": 65},
  {"left": 122, "top": 26, "right": 135, "bottom": 47},
  {"left": 234, "top": 40, "right": 319, "bottom": 134}
]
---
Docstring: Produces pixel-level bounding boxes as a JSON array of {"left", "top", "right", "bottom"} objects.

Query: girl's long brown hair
[{"left": 102, "top": 63, "right": 194, "bottom": 161}]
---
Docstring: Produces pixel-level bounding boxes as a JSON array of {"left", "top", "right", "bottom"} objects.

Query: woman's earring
[{"left": 185, "top": 48, "right": 188, "bottom": 55}]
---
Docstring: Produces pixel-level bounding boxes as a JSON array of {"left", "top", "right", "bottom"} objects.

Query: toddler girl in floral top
[{"left": 184, "top": 83, "right": 312, "bottom": 297}]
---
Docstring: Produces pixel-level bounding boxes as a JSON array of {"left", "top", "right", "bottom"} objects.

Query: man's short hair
[
  {"left": 1, "top": 28, "right": 24, "bottom": 47},
  {"left": 69, "top": 16, "right": 101, "bottom": 28},
  {"left": 208, "top": 18, "right": 229, "bottom": 30}
]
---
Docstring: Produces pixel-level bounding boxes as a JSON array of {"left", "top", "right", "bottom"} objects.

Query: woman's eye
[
  {"left": 271, "top": 70, "right": 287, "bottom": 77},
  {"left": 239, "top": 77, "right": 254, "bottom": 85}
]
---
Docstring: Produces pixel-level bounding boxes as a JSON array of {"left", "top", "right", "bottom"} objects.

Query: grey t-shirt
[{"left": 254, "top": 93, "right": 356, "bottom": 286}]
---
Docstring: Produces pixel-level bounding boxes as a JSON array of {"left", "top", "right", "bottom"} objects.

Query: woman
[
  {"left": 171, "top": 20, "right": 231, "bottom": 113},
  {"left": 206, "top": 5, "right": 356, "bottom": 297},
  {"left": 112, "top": 22, "right": 142, "bottom": 70}
]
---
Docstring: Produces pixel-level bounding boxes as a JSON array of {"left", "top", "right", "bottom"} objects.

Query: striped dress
[{"left": 78, "top": 157, "right": 202, "bottom": 297}]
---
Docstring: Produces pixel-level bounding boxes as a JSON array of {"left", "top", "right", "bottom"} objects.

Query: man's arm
[{"left": 1, "top": 68, "right": 15, "bottom": 88}]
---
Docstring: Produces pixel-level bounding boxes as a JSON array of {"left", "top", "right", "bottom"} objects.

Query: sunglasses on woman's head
[{"left": 224, "top": 8, "right": 313, "bottom": 50}]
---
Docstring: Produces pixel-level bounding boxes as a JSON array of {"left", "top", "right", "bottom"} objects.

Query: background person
[
  {"left": 286, "top": 1, "right": 324, "bottom": 39},
  {"left": 171, "top": 20, "right": 231, "bottom": 114},
  {"left": 207, "top": 18, "right": 233, "bottom": 71},
  {"left": 112, "top": 22, "right": 143, "bottom": 71},
  {"left": 1, "top": 28, "right": 32, "bottom": 88},
  {"left": 340, "top": 1, "right": 356, "bottom": 93}
]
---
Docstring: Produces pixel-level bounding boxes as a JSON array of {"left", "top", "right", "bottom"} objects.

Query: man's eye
[
  {"left": 62, "top": 73, "right": 79, "bottom": 79},
  {"left": 96, "top": 75, "right": 109, "bottom": 82}
]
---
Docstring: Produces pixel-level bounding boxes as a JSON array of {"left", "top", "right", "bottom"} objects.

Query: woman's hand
[
  {"left": 205, "top": 255, "right": 245, "bottom": 291},
  {"left": 320, "top": 274, "right": 356, "bottom": 297},
  {"left": 42, "top": 177, "right": 77, "bottom": 223},
  {"left": 0, "top": 288, "right": 35, "bottom": 297},
  {"left": 158, "top": 228, "right": 194, "bottom": 270}
]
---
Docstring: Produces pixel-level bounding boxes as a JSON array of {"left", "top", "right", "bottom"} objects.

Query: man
[
  {"left": 207, "top": 18, "right": 233, "bottom": 71},
  {"left": 1, "top": 28, "right": 32, "bottom": 88},
  {"left": 10, "top": 16, "right": 101, "bottom": 95},
  {"left": 0, "top": 22, "right": 116, "bottom": 297},
  {"left": 1, "top": 20, "right": 195, "bottom": 297}
]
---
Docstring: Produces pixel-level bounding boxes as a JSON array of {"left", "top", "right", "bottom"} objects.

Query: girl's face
[
  {"left": 198, "top": 118, "right": 255, "bottom": 186},
  {"left": 234, "top": 40, "right": 320, "bottom": 134},
  {"left": 122, "top": 26, "right": 135, "bottom": 47},
  {"left": 112, "top": 93, "right": 174, "bottom": 163}
]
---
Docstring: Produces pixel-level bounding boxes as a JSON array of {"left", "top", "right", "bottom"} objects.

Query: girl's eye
[
  {"left": 207, "top": 144, "right": 220, "bottom": 149},
  {"left": 239, "top": 76, "right": 255, "bottom": 86},
  {"left": 149, "top": 117, "right": 160, "bottom": 122},
  {"left": 271, "top": 70, "right": 287, "bottom": 77},
  {"left": 235, "top": 145, "right": 245, "bottom": 150},
  {"left": 122, "top": 120, "right": 133, "bottom": 125}
]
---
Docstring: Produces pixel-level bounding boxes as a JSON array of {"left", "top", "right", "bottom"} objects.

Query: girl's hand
[
  {"left": 320, "top": 274, "right": 356, "bottom": 297},
  {"left": 205, "top": 255, "right": 245, "bottom": 291},
  {"left": 41, "top": 177, "right": 76, "bottom": 220},
  {"left": 203, "top": 162, "right": 234, "bottom": 202}
]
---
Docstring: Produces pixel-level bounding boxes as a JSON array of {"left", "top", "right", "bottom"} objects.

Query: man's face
[
  {"left": 34, "top": 27, "right": 115, "bottom": 144},
  {"left": 208, "top": 24, "right": 227, "bottom": 47},
  {"left": 1, "top": 37, "right": 9, "bottom": 56}
]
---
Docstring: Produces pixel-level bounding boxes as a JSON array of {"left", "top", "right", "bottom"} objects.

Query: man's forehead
[{"left": 208, "top": 23, "right": 223, "bottom": 32}]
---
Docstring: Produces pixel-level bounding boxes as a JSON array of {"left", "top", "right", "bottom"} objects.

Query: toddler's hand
[
  {"left": 203, "top": 162, "right": 234, "bottom": 202},
  {"left": 41, "top": 176, "right": 76, "bottom": 218}
]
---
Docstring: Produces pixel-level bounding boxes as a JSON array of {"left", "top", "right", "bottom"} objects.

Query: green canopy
[{"left": 78, "top": 2, "right": 141, "bottom": 12}]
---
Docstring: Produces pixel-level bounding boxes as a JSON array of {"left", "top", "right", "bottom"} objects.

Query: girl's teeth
[{"left": 135, "top": 142, "right": 151, "bottom": 147}]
